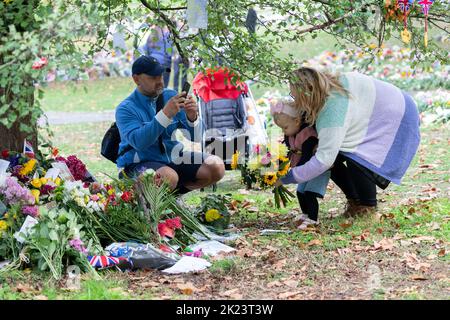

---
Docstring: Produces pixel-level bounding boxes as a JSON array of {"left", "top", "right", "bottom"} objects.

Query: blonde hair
[{"left": 290, "top": 67, "right": 349, "bottom": 124}]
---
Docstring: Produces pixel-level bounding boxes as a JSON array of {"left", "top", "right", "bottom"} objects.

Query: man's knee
[
  {"left": 204, "top": 155, "right": 225, "bottom": 182},
  {"left": 156, "top": 166, "right": 179, "bottom": 190}
]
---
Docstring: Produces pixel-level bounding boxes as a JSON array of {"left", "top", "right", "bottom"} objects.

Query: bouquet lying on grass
[
  {"left": 0, "top": 146, "right": 210, "bottom": 279},
  {"left": 232, "top": 143, "right": 294, "bottom": 208}
]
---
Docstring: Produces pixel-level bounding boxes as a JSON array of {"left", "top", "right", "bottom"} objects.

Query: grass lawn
[
  {"left": 40, "top": 33, "right": 339, "bottom": 113},
  {"left": 18, "top": 121, "right": 449, "bottom": 300}
]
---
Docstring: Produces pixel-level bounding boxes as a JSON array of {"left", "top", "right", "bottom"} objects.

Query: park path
[{"left": 39, "top": 110, "right": 115, "bottom": 126}]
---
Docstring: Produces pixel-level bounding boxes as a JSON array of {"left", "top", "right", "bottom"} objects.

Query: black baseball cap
[{"left": 132, "top": 55, "right": 171, "bottom": 76}]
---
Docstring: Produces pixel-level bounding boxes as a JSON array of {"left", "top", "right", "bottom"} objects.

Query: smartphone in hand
[{"left": 181, "top": 82, "right": 191, "bottom": 96}]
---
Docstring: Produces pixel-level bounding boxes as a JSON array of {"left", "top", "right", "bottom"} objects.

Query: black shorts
[{"left": 123, "top": 152, "right": 208, "bottom": 193}]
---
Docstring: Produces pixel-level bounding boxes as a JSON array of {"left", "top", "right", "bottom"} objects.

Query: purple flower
[
  {"left": 22, "top": 205, "right": 39, "bottom": 218},
  {"left": 69, "top": 238, "right": 88, "bottom": 255},
  {"left": 0, "top": 177, "right": 35, "bottom": 206}
]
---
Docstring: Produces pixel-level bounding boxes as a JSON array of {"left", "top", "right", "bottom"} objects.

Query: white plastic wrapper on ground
[
  {"left": 190, "top": 240, "right": 236, "bottom": 257},
  {"left": 162, "top": 256, "right": 211, "bottom": 274}
]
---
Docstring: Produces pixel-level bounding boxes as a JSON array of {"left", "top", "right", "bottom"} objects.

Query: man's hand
[
  {"left": 184, "top": 94, "right": 198, "bottom": 122},
  {"left": 162, "top": 93, "right": 186, "bottom": 119}
]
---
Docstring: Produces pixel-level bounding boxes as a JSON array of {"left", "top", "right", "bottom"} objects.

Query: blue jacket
[{"left": 115, "top": 88, "right": 203, "bottom": 168}]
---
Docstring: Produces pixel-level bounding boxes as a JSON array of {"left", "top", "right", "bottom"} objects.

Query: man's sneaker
[{"left": 297, "top": 217, "right": 319, "bottom": 230}]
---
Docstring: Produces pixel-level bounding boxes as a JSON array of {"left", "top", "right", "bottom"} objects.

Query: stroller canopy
[{"left": 193, "top": 67, "right": 248, "bottom": 103}]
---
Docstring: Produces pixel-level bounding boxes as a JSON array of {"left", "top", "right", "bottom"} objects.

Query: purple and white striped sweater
[{"left": 282, "top": 72, "right": 420, "bottom": 185}]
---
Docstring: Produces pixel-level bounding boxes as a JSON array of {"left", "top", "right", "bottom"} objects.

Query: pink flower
[
  {"left": 165, "top": 217, "right": 182, "bottom": 229},
  {"left": 253, "top": 145, "right": 261, "bottom": 154},
  {"left": 32, "top": 57, "right": 48, "bottom": 70},
  {"left": 22, "top": 205, "right": 39, "bottom": 218},
  {"left": 185, "top": 249, "right": 203, "bottom": 258},
  {"left": 90, "top": 194, "right": 100, "bottom": 202},
  {"left": 261, "top": 155, "right": 271, "bottom": 165},
  {"left": 69, "top": 238, "right": 88, "bottom": 255}
]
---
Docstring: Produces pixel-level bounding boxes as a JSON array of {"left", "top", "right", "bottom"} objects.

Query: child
[{"left": 270, "top": 98, "right": 330, "bottom": 229}]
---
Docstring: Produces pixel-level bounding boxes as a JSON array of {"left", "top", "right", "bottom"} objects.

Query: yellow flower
[
  {"left": 368, "top": 43, "right": 377, "bottom": 50},
  {"left": 278, "top": 163, "right": 290, "bottom": 177},
  {"left": 40, "top": 177, "right": 48, "bottom": 185},
  {"left": 263, "top": 172, "right": 278, "bottom": 186},
  {"left": 0, "top": 220, "right": 8, "bottom": 233},
  {"left": 268, "top": 143, "right": 288, "bottom": 158},
  {"left": 279, "top": 155, "right": 289, "bottom": 163},
  {"left": 19, "top": 159, "right": 37, "bottom": 176},
  {"left": 31, "top": 178, "right": 42, "bottom": 188},
  {"left": 231, "top": 152, "right": 239, "bottom": 170},
  {"left": 31, "top": 189, "right": 40, "bottom": 204},
  {"left": 205, "top": 209, "right": 222, "bottom": 222},
  {"left": 54, "top": 177, "right": 61, "bottom": 186},
  {"left": 107, "top": 188, "right": 115, "bottom": 195},
  {"left": 247, "top": 158, "right": 260, "bottom": 171}
]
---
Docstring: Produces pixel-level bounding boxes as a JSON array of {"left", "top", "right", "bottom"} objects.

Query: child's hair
[{"left": 290, "top": 67, "right": 349, "bottom": 124}]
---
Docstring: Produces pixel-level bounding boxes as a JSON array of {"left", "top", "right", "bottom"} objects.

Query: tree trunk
[{"left": 0, "top": 118, "right": 38, "bottom": 153}]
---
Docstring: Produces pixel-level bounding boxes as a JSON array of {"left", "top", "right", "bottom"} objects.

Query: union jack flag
[
  {"left": 23, "top": 139, "right": 35, "bottom": 158},
  {"left": 87, "top": 255, "right": 129, "bottom": 268},
  {"left": 397, "top": 0, "right": 415, "bottom": 13},
  {"left": 418, "top": 0, "right": 434, "bottom": 15}
]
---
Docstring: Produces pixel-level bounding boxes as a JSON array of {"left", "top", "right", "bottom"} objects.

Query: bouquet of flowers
[
  {"left": 232, "top": 143, "right": 294, "bottom": 208},
  {"left": 195, "top": 193, "right": 232, "bottom": 231}
]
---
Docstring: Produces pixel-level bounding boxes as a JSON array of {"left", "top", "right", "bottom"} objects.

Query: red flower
[
  {"left": 32, "top": 57, "right": 48, "bottom": 70},
  {"left": 51, "top": 147, "right": 59, "bottom": 157},
  {"left": 121, "top": 191, "right": 132, "bottom": 202},
  {"left": 1, "top": 149, "right": 9, "bottom": 158},
  {"left": 165, "top": 217, "right": 182, "bottom": 229},
  {"left": 158, "top": 222, "right": 175, "bottom": 239}
]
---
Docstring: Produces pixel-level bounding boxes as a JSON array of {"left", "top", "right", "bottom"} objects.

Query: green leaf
[{"left": 49, "top": 230, "right": 58, "bottom": 241}]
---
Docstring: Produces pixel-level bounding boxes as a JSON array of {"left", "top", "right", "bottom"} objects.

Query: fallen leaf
[
  {"left": 373, "top": 238, "right": 395, "bottom": 251},
  {"left": 337, "top": 248, "right": 352, "bottom": 255},
  {"left": 266, "top": 281, "right": 282, "bottom": 288},
  {"left": 307, "top": 239, "right": 323, "bottom": 247},
  {"left": 339, "top": 222, "right": 353, "bottom": 229},
  {"left": 278, "top": 291, "right": 301, "bottom": 299},
  {"left": 438, "top": 249, "right": 446, "bottom": 257},
  {"left": 15, "top": 284, "right": 35, "bottom": 293},
  {"left": 177, "top": 282, "right": 197, "bottom": 295},
  {"left": 411, "top": 274, "right": 428, "bottom": 281},
  {"left": 141, "top": 281, "right": 160, "bottom": 288},
  {"left": 426, "top": 222, "right": 440, "bottom": 231},
  {"left": 221, "top": 288, "right": 243, "bottom": 299},
  {"left": 283, "top": 280, "right": 298, "bottom": 288},
  {"left": 273, "top": 258, "right": 287, "bottom": 270}
]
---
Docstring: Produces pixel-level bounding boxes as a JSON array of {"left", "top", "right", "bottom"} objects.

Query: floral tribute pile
[{"left": 0, "top": 146, "right": 209, "bottom": 279}]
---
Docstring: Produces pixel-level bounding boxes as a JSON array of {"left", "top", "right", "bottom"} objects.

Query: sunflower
[
  {"left": 231, "top": 151, "right": 240, "bottom": 170},
  {"left": 263, "top": 172, "right": 278, "bottom": 186},
  {"left": 278, "top": 155, "right": 289, "bottom": 163},
  {"left": 278, "top": 163, "right": 290, "bottom": 177}
]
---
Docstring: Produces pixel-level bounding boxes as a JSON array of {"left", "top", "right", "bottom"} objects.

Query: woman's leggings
[{"left": 330, "top": 154, "right": 378, "bottom": 207}]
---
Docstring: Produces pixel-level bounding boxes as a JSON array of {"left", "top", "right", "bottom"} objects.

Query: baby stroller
[{"left": 193, "top": 68, "right": 267, "bottom": 190}]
